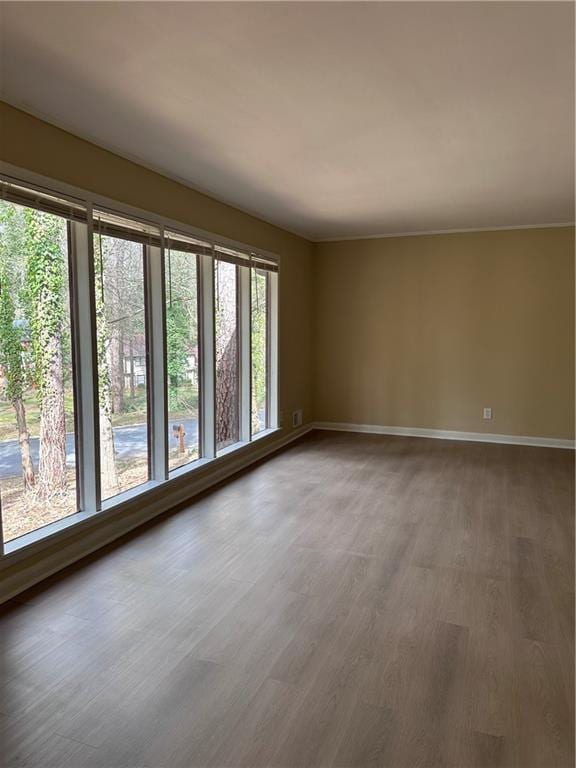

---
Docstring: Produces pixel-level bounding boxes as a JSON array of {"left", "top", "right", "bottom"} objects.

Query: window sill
[{"left": 3, "top": 505, "right": 105, "bottom": 556}]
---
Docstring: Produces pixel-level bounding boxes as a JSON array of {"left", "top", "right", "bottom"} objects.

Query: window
[
  {"left": 164, "top": 238, "right": 200, "bottom": 472},
  {"left": 0, "top": 174, "right": 278, "bottom": 551},
  {"left": 0, "top": 198, "right": 79, "bottom": 541},
  {"left": 93, "top": 215, "right": 151, "bottom": 500},
  {"left": 251, "top": 268, "right": 269, "bottom": 435},
  {"left": 215, "top": 258, "right": 240, "bottom": 453}
]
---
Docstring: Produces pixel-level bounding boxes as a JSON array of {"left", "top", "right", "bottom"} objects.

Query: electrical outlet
[
  {"left": 292, "top": 409, "right": 303, "bottom": 428},
  {"left": 483, "top": 407, "right": 492, "bottom": 420}
]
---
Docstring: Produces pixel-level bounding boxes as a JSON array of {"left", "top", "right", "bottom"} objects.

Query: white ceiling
[{"left": 1, "top": 2, "right": 574, "bottom": 240}]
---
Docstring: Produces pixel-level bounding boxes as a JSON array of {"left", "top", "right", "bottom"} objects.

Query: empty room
[{"left": 0, "top": 2, "right": 574, "bottom": 767}]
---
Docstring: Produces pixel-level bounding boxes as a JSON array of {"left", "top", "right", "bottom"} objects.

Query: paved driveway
[{"left": 0, "top": 419, "right": 199, "bottom": 479}]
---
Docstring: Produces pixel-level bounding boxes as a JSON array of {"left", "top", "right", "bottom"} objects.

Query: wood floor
[{"left": 0, "top": 431, "right": 573, "bottom": 768}]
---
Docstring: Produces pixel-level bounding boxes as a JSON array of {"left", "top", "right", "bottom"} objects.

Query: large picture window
[
  {"left": 251, "top": 268, "right": 269, "bottom": 435},
  {"left": 93, "top": 218, "right": 150, "bottom": 500},
  {"left": 0, "top": 199, "right": 78, "bottom": 541},
  {"left": 0, "top": 175, "right": 278, "bottom": 551},
  {"left": 215, "top": 258, "right": 240, "bottom": 453},
  {"left": 164, "top": 240, "right": 200, "bottom": 472}
]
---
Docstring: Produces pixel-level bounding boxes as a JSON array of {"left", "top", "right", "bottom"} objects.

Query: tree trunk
[
  {"left": 111, "top": 331, "right": 124, "bottom": 414},
  {"left": 23, "top": 208, "right": 69, "bottom": 499},
  {"left": 129, "top": 338, "right": 135, "bottom": 399},
  {"left": 94, "top": 235, "right": 119, "bottom": 498},
  {"left": 12, "top": 397, "right": 35, "bottom": 490},
  {"left": 99, "top": 377, "right": 118, "bottom": 497},
  {"left": 216, "top": 335, "right": 238, "bottom": 446},
  {"left": 215, "top": 262, "right": 239, "bottom": 448},
  {"left": 37, "top": 335, "right": 67, "bottom": 497},
  {"left": 251, "top": 387, "right": 260, "bottom": 434}
]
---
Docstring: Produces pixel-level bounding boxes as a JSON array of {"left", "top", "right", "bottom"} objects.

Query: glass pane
[
  {"left": 165, "top": 249, "right": 200, "bottom": 471},
  {"left": 215, "top": 259, "right": 239, "bottom": 452},
  {"left": 0, "top": 201, "right": 78, "bottom": 542},
  {"left": 251, "top": 269, "right": 268, "bottom": 435},
  {"left": 94, "top": 233, "right": 149, "bottom": 500}
]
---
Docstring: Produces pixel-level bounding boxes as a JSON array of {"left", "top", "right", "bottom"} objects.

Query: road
[{"left": 0, "top": 419, "right": 199, "bottom": 479}]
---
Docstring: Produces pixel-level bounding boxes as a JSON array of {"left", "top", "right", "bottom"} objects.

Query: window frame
[
  {"left": 0, "top": 198, "right": 85, "bottom": 545},
  {"left": 249, "top": 266, "right": 271, "bottom": 437},
  {"left": 164, "top": 243, "right": 202, "bottom": 475},
  {"left": 214, "top": 257, "right": 242, "bottom": 455},
  {"left": 65, "top": 224, "right": 83, "bottom": 516},
  {"left": 145, "top": 241, "right": 167, "bottom": 482},
  {"left": 92, "top": 227, "right": 153, "bottom": 502},
  {"left": 68, "top": 213, "right": 100, "bottom": 515},
  {"left": 265, "top": 270, "right": 272, "bottom": 431},
  {"left": 0, "top": 165, "right": 280, "bottom": 557}
]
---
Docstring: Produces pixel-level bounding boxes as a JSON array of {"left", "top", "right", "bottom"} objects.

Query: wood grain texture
[{"left": 0, "top": 431, "right": 573, "bottom": 767}]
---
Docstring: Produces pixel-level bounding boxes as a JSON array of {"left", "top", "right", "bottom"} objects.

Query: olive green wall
[{"left": 314, "top": 228, "right": 575, "bottom": 439}]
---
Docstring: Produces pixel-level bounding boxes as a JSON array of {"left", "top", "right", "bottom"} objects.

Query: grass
[
  {"left": 0, "top": 389, "right": 75, "bottom": 442},
  {"left": 0, "top": 388, "right": 155, "bottom": 442},
  {"left": 111, "top": 389, "right": 149, "bottom": 429},
  {"left": 0, "top": 386, "right": 199, "bottom": 441}
]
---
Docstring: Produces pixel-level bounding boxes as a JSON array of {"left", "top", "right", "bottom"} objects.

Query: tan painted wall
[
  {"left": 0, "top": 102, "right": 313, "bottom": 429},
  {"left": 0, "top": 103, "right": 573, "bottom": 444},
  {"left": 314, "top": 228, "right": 575, "bottom": 439},
  {"left": 0, "top": 102, "right": 573, "bottom": 600}
]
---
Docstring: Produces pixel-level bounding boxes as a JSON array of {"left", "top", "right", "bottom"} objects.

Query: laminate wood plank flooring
[{"left": 0, "top": 431, "right": 573, "bottom": 767}]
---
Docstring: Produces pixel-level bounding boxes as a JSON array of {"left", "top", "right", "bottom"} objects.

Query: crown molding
[
  {"left": 313, "top": 222, "right": 575, "bottom": 243},
  {"left": 3, "top": 100, "right": 573, "bottom": 246}
]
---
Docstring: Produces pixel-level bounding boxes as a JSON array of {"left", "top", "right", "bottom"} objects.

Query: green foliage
[
  {"left": 23, "top": 208, "right": 65, "bottom": 399},
  {"left": 0, "top": 202, "right": 30, "bottom": 403},
  {"left": 166, "top": 299, "right": 190, "bottom": 387},
  {"left": 0, "top": 263, "right": 25, "bottom": 402},
  {"left": 0, "top": 200, "right": 27, "bottom": 270},
  {"left": 251, "top": 269, "right": 268, "bottom": 424},
  {"left": 168, "top": 383, "right": 198, "bottom": 415},
  {"left": 165, "top": 250, "right": 198, "bottom": 414},
  {"left": 93, "top": 234, "right": 114, "bottom": 418},
  {"left": 117, "top": 389, "right": 147, "bottom": 414}
]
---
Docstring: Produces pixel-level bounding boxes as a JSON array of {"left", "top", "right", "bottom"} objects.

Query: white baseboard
[
  {"left": 0, "top": 423, "right": 313, "bottom": 605},
  {"left": 312, "top": 421, "right": 575, "bottom": 450},
  {"left": 2, "top": 418, "right": 571, "bottom": 604}
]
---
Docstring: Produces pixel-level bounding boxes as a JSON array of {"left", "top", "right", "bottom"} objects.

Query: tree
[
  {"left": 215, "top": 261, "right": 239, "bottom": 447},
  {"left": 24, "top": 209, "right": 67, "bottom": 498},
  {"left": 164, "top": 249, "right": 199, "bottom": 416},
  {"left": 166, "top": 298, "right": 189, "bottom": 408},
  {"left": 94, "top": 234, "right": 119, "bottom": 497},
  {"left": 110, "top": 331, "right": 125, "bottom": 414},
  {"left": 101, "top": 236, "right": 147, "bottom": 411},
  {"left": 0, "top": 260, "right": 35, "bottom": 489},
  {"left": 106, "top": 240, "right": 133, "bottom": 413},
  {"left": 251, "top": 269, "right": 267, "bottom": 432}
]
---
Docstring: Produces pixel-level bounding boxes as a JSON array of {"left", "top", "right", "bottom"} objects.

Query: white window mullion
[
  {"left": 269, "top": 271, "right": 279, "bottom": 430},
  {"left": 146, "top": 240, "right": 168, "bottom": 482},
  {"left": 200, "top": 251, "right": 216, "bottom": 459},
  {"left": 239, "top": 265, "right": 251, "bottom": 443},
  {"left": 0, "top": 487, "right": 5, "bottom": 555},
  {"left": 69, "top": 212, "right": 101, "bottom": 511}
]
